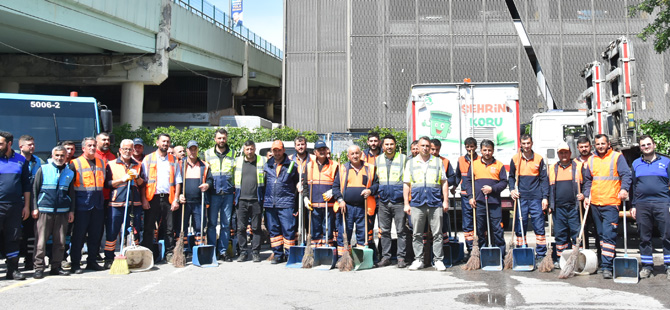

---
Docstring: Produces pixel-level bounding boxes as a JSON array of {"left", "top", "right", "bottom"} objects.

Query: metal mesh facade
[{"left": 285, "top": 0, "right": 669, "bottom": 132}]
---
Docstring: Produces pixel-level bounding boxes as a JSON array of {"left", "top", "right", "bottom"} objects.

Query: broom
[
  {"left": 558, "top": 202, "right": 590, "bottom": 279},
  {"left": 302, "top": 205, "right": 314, "bottom": 268},
  {"left": 110, "top": 180, "right": 132, "bottom": 275},
  {"left": 504, "top": 157, "right": 520, "bottom": 270},
  {"left": 173, "top": 162, "right": 187, "bottom": 268},
  {"left": 538, "top": 213, "right": 554, "bottom": 272},
  {"left": 337, "top": 207, "right": 354, "bottom": 272},
  {"left": 504, "top": 199, "right": 517, "bottom": 269},
  {"left": 462, "top": 150, "right": 480, "bottom": 270}
]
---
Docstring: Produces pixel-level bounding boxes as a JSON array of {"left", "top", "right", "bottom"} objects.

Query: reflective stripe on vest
[
  {"left": 307, "top": 158, "right": 338, "bottom": 208},
  {"left": 408, "top": 156, "right": 441, "bottom": 187},
  {"left": 204, "top": 148, "right": 234, "bottom": 177},
  {"left": 72, "top": 157, "right": 104, "bottom": 192},
  {"left": 376, "top": 153, "right": 405, "bottom": 186},
  {"left": 144, "top": 151, "right": 177, "bottom": 203},
  {"left": 37, "top": 164, "right": 74, "bottom": 213},
  {"left": 234, "top": 155, "right": 266, "bottom": 187},
  {"left": 108, "top": 160, "right": 142, "bottom": 207}
]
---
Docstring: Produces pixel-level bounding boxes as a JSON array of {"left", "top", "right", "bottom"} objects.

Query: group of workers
[{"left": 0, "top": 128, "right": 668, "bottom": 281}]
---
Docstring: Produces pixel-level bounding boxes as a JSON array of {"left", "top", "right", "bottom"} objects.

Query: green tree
[
  {"left": 640, "top": 119, "right": 670, "bottom": 153},
  {"left": 629, "top": 1, "right": 670, "bottom": 53}
]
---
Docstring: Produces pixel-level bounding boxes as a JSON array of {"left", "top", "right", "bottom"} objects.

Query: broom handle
[
  {"left": 512, "top": 153, "right": 526, "bottom": 245},
  {"left": 517, "top": 192, "right": 527, "bottom": 248},
  {"left": 470, "top": 150, "right": 476, "bottom": 237},
  {"left": 201, "top": 191, "right": 205, "bottom": 244},
  {"left": 485, "top": 195, "right": 492, "bottom": 247},
  {"left": 120, "top": 179, "right": 132, "bottom": 253},
  {"left": 180, "top": 160, "right": 186, "bottom": 234},
  {"left": 575, "top": 202, "right": 590, "bottom": 248},
  {"left": 577, "top": 181, "right": 585, "bottom": 248},
  {"left": 622, "top": 200, "right": 628, "bottom": 256},
  {"left": 364, "top": 198, "right": 368, "bottom": 247},
  {"left": 548, "top": 213, "right": 552, "bottom": 242},
  {"left": 298, "top": 163, "right": 303, "bottom": 245}
]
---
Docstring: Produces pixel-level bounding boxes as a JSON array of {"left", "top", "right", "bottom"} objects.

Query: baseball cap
[
  {"left": 186, "top": 140, "right": 199, "bottom": 148},
  {"left": 133, "top": 138, "right": 144, "bottom": 146},
  {"left": 557, "top": 142, "right": 570, "bottom": 152},
  {"left": 271, "top": 140, "right": 284, "bottom": 150},
  {"left": 314, "top": 140, "right": 327, "bottom": 149}
]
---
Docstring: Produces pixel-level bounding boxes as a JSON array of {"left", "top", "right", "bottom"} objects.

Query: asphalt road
[{"left": 1, "top": 242, "right": 668, "bottom": 309}]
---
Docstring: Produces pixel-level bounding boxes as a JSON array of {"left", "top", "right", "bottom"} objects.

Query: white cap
[{"left": 557, "top": 142, "right": 570, "bottom": 152}]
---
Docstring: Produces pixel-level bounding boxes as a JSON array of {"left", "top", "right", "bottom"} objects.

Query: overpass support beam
[
  {"left": 232, "top": 42, "right": 249, "bottom": 96},
  {"left": 121, "top": 82, "right": 144, "bottom": 129}
]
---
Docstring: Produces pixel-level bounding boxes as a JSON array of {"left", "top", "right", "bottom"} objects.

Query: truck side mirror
[{"left": 100, "top": 107, "right": 113, "bottom": 133}]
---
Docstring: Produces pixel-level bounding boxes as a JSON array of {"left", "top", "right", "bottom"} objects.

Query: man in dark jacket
[
  {"left": 263, "top": 140, "right": 299, "bottom": 264},
  {"left": 0, "top": 131, "right": 31, "bottom": 280}
]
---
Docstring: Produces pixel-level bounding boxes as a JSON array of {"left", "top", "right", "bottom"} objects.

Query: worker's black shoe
[
  {"left": 103, "top": 260, "right": 114, "bottom": 270},
  {"left": 271, "top": 256, "right": 284, "bottom": 264},
  {"left": 6, "top": 258, "right": 26, "bottom": 280},
  {"left": 49, "top": 268, "right": 70, "bottom": 276},
  {"left": 378, "top": 258, "right": 392, "bottom": 267},
  {"left": 252, "top": 253, "right": 261, "bottom": 263},
  {"left": 85, "top": 262, "right": 104, "bottom": 271},
  {"left": 237, "top": 252, "right": 248, "bottom": 262},
  {"left": 7, "top": 270, "right": 26, "bottom": 280},
  {"left": 73, "top": 268, "right": 84, "bottom": 275},
  {"left": 33, "top": 269, "right": 45, "bottom": 279},
  {"left": 602, "top": 269, "right": 613, "bottom": 279}
]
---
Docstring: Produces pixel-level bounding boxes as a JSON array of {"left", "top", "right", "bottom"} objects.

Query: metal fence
[
  {"left": 285, "top": 0, "right": 670, "bottom": 132},
  {"left": 173, "top": 0, "right": 283, "bottom": 59}
]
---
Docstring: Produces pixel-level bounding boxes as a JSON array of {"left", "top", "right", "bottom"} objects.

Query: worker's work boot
[
  {"left": 602, "top": 269, "right": 613, "bottom": 279},
  {"left": 6, "top": 257, "right": 26, "bottom": 280},
  {"left": 640, "top": 268, "right": 653, "bottom": 279}
]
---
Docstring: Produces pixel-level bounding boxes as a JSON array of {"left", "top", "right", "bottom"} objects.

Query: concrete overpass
[{"left": 0, "top": 0, "right": 282, "bottom": 127}]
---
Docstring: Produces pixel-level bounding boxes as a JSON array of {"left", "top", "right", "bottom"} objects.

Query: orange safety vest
[
  {"left": 72, "top": 156, "right": 105, "bottom": 209},
  {"left": 587, "top": 149, "right": 622, "bottom": 206},
  {"left": 144, "top": 151, "right": 178, "bottom": 204},
  {"left": 108, "top": 159, "right": 143, "bottom": 207},
  {"left": 307, "top": 158, "right": 339, "bottom": 208},
  {"left": 72, "top": 156, "right": 105, "bottom": 192},
  {"left": 334, "top": 162, "right": 376, "bottom": 215}
]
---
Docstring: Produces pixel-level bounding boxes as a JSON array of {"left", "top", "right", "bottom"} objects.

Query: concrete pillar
[
  {"left": 265, "top": 100, "right": 275, "bottom": 121},
  {"left": 0, "top": 81, "right": 19, "bottom": 93},
  {"left": 121, "top": 82, "right": 144, "bottom": 129}
]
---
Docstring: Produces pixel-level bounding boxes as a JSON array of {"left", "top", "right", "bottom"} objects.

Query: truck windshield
[{"left": 0, "top": 95, "right": 99, "bottom": 156}]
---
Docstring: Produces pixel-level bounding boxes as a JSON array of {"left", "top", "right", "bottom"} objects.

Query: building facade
[{"left": 284, "top": 0, "right": 670, "bottom": 132}]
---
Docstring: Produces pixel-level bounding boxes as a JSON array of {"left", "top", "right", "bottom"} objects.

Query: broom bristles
[
  {"left": 558, "top": 248, "right": 579, "bottom": 279},
  {"left": 109, "top": 255, "right": 130, "bottom": 275},
  {"left": 338, "top": 231, "right": 354, "bottom": 272},
  {"left": 503, "top": 245, "right": 514, "bottom": 270},
  {"left": 267, "top": 253, "right": 275, "bottom": 261},
  {"left": 302, "top": 234, "right": 314, "bottom": 268},
  {"left": 462, "top": 237, "right": 480, "bottom": 270},
  {"left": 173, "top": 232, "right": 186, "bottom": 268},
  {"left": 538, "top": 246, "right": 554, "bottom": 273}
]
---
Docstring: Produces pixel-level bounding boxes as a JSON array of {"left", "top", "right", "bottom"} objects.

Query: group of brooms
[
  {"left": 461, "top": 150, "right": 585, "bottom": 278},
  {"left": 108, "top": 151, "right": 585, "bottom": 277}
]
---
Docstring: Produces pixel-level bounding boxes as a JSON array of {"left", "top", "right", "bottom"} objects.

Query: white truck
[
  {"left": 406, "top": 82, "right": 520, "bottom": 211},
  {"left": 530, "top": 110, "right": 587, "bottom": 166}
]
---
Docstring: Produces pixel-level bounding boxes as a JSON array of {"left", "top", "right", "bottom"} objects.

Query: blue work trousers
[
  {"left": 265, "top": 207, "right": 297, "bottom": 257},
  {"left": 514, "top": 198, "right": 547, "bottom": 257},
  {"left": 591, "top": 205, "right": 619, "bottom": 271},
  {"left": 635, "top": 202, "right": 670, "bottom": 269},
  {"left": 208, "top": 194, "right": 234, "bottom": 255}
]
